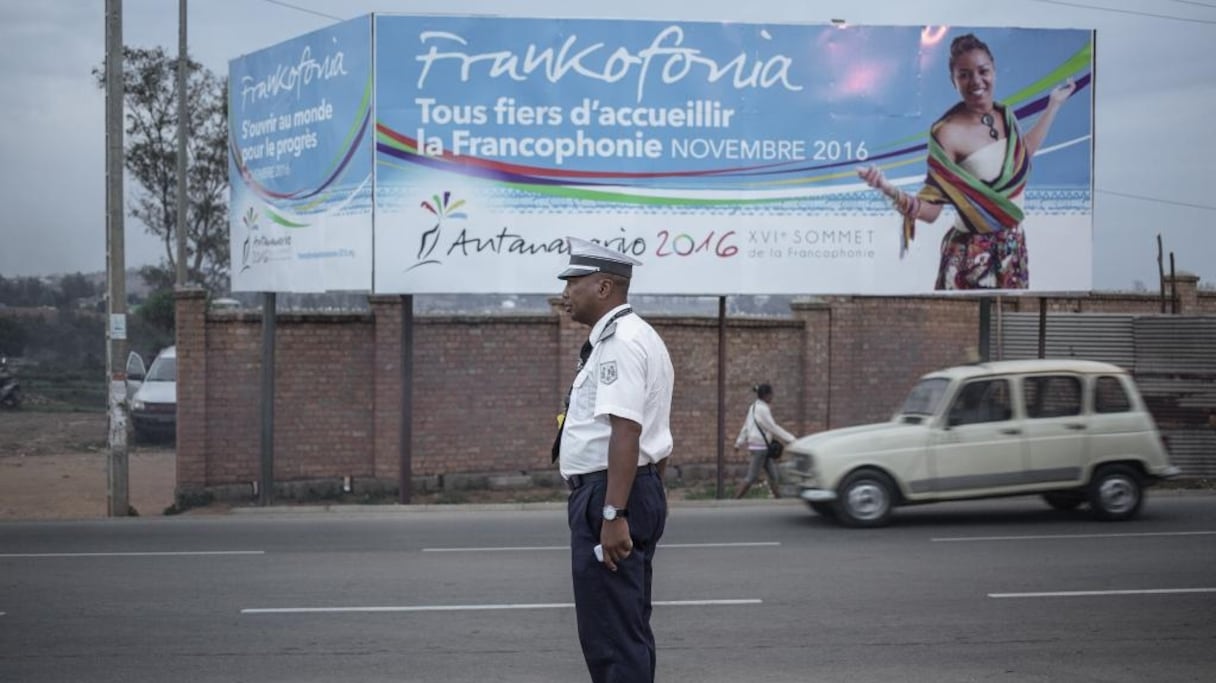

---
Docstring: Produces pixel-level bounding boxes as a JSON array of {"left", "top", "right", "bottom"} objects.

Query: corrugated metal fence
[{"left": 995, "top": 313, "right": 1216, "bottom": 478}]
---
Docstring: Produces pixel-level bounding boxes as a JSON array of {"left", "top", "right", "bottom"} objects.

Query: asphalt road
[{"left": 2, "top": 493, "right": 1215, "bottom": 682}]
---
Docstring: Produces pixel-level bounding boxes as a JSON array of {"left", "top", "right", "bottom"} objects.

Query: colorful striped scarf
[{"left": 902, "top": 104, "right": 1030, "bottom": 255}]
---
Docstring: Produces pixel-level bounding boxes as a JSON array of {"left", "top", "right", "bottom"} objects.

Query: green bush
[{"left": 0, "top": 317, "right": 29, "bottom": 357}]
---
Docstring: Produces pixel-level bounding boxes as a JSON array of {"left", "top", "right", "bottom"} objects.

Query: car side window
[
  {"left": 948, "top": 378, "right": 1013, "bottom": 426},
  {"left": 1022, "top": 375, "right": 1081, "bottom": 419},
  {"left": 1094, "top": 376, "right": 1132, "bottom": 413}
]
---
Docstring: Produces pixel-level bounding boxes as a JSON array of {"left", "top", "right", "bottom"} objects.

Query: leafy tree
[
  {"left": 0, "top": 317, "right": 29, "bottom": 357},
  {"left": 56, "top": 272, "right": 98, "bottom": 307},
  {"left": 137, "top": 265, "right": 176, "bottom": 293},
  {"left": 1, "top": 310, "right": 104, "bottom": 372},
  {"left": 134, "top": 289, "right": 176, "bottom": 335},
  {"left": 0, "top": 275, "right": 55, "bottom": 307},
  {"left": 129, "top": 289, "right": 175, "bottom": 365},
  {"left": 93, "top": 46, "right": 230, "bottom": 294}
]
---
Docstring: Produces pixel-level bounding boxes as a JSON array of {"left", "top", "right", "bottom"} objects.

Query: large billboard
[
  {"left": 373, "top": 17, "right": 1092, "bottom": 295},
  {"left": 228, "top": 16, "right": 374, "bottom": 292}
]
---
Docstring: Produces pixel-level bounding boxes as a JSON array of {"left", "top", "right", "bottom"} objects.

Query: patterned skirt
[{"left": 935, "top": 224, "right": 1028, "bottom": 290}]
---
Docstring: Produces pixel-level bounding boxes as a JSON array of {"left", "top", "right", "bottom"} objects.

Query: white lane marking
[
  {"left": 661, "top": 542, "right": 781, "bottom": 549},
  {"left": 242, "top": 599, "right": 762, "bottom": 615},
  {"left": 0, "top": 551, "right": 266, "bottom": 559},
  {"left": 655, "top": 599, "right": 762, "bottom": 607},
  {"left": 422, "top": 546, "right": 565, "bottom": 553},
  {"left": 422, "top": 542, "right": 780, "bottom": 553},
  {"left": 990, "top": 588, "right": 1216, "bottom": 599},
  {"left": 932, "top": 531, "right": 1216, "bottom": 543}
]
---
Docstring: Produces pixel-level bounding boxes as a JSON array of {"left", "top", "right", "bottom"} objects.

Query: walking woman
[{"left": 733, "top": 383, "right": 795, "bottom": 499}]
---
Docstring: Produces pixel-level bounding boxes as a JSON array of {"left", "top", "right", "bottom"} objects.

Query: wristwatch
[{"left": 602, "top": 504, "right": 629, "bottom": 521}]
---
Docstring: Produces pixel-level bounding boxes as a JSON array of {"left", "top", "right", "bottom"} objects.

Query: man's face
[{"left": 561, "top": 273, "right": 605, "bottom": 326}]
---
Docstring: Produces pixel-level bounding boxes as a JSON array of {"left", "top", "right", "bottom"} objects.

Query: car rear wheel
[
  {"left": 1087, "top": 465, "right": 1143, "bottom": 521},
  {"left": 1042, "top": 492, "right": 1085, "bottom": 511},
  {"left": 834, "top": 469, "right": 896, "bottom": 528}
]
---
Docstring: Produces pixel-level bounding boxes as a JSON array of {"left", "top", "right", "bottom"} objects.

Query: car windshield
[
  {"left": 900, "top": 378, "right": 949, "bottom": 415},
  {"left": 146, "top": 358, "right": 176, "bottom": 382}
]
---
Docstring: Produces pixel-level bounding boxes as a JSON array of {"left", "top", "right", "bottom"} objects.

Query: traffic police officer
[{"left": 556, "top": 237, "right": 674, "bottom": 683}]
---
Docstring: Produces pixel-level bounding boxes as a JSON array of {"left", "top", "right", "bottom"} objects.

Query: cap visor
[{"left": 557, "top": 265, "right": 598, "bottom": 280}]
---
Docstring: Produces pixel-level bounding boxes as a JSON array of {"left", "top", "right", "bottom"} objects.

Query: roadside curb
[
  {"left": 1148, "top": 487, "right": 1216, "bottom": 497},
  {"left": 217, "top": 489, "right": 1216, "bottom": 516},
  {"left": 224, "top": 497, "right": 803, "bottom": 515}
]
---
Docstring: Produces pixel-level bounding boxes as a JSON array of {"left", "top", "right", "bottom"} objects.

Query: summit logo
[{"left": 408, "top": 191, "right": 467, "bottom": 271}]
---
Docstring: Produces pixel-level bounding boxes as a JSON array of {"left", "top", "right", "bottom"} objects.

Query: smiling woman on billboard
[{"left": 857, "top": 32, "right": 1079, "bottom": 291}]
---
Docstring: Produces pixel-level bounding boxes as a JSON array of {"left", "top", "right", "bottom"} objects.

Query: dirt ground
[
  {"left": 0, "top": 411, "right": 756, "bottom": 521},
  {"left": 0, "top": 410, "right": 177, "bottom": 520}
]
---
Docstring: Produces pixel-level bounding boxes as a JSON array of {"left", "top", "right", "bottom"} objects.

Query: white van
[{"left": 127, "top": 346, "right": 177, "bottom": 442}]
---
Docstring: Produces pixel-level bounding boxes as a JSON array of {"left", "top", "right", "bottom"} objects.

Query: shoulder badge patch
[{"left": 599, "top": 360, "right": 618, "bottom": 385}]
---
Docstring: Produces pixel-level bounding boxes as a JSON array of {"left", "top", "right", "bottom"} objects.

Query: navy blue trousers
[{"left": 568, "top": 467, "right": 667, "bottom": 683}]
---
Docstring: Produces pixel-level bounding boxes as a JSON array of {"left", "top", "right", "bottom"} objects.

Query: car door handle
[
  {"left": 1064, "top": 424, "right": 1087, "bottom": 431},
  {"left": 999, "top": 428, "right": 1021, "bottom": 435}
]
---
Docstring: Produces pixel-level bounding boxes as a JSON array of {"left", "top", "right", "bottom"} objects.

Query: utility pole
[
  {"left": 105, "top": 0, "right": 130, "bottom": 517},
  {"left": 176, "top": 0, "right": 188, "bottom": 287}
]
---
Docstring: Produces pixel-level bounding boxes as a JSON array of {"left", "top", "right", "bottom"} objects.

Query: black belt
[{"left": 567, "top": 464, "right": 658, "bottom": 491}]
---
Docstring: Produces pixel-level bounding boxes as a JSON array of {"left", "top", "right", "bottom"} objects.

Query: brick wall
[
  {"left": 193, "top": 311, "right": 377, "bottom": 488},
  {"left": 175, "top": 290, "right": 207, "bottom": 487},
  {"left": 822, "top": 296, "right": 979, "bottom": 428},
  {"left": 175, "top": 280, "right": 1213, "bottom": 497},
  {"left": 409, "top": 314, "right": 558, "bottom": 476},
  {"left": 369, "top": 297, "right": 404, "bottom": 484},
  {"left": 1004, "top": 273, "right": 1211, "bottom": 315},
  {"left": 665, "top": 316, "right": 804, "bottom": 465}
]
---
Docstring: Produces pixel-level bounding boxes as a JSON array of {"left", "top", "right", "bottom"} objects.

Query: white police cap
[{"left": 557, "top": 237, "right": 643, "bottom": 280}]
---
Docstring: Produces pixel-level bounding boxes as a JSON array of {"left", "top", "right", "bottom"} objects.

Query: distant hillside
[{"left": 73, "top": 269, "right": 156, "bottom": 300}]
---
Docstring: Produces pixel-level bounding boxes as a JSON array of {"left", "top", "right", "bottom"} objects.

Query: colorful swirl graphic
[
  {"left": 230, "top": 71, "right": 375, "bottom": 224},
  {"left": 376, "top": 42, "right": 1091, "bottom": 208}
]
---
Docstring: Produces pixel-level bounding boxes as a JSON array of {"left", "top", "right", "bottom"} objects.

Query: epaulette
[
  {"left": 598, "top": 321, "right": 619, "bottom": 343},
  {"left": 596, "top": 307, "right": 633, "bottom": 344}
]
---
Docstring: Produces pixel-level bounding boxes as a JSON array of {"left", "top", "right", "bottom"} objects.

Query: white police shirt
[{"left": 560, "top": 304, "right": 674, "bottom": 478}]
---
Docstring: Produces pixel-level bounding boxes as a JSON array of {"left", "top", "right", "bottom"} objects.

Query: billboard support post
[
  {"left": 978, "top": 298, "right": 992, "bottom": 362},
  {"left": 1038, "top": 297, "right": 1047, "bottom": 358},
  {"left": 259, "top": 292, "right": 276, "bottom": 506},
  {"left": 400, "top": 295, "right": 414, "bottom": 505},
  {"left": 716, "top": 296, "right": 726, "bottom": 499}
]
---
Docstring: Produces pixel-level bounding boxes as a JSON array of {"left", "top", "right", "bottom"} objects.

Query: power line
[
  {"left": 1029, "top": 0, "right": 1216, "bottom": 23},
  {"left": 1165, "top": 0, "right": 1216, "bottom": 9},
  {"left": 260, "top": 0, "right": 343, "bottom": 22},
  {"left": 1097, "top": 188, "right": 1216, "bottom": 212}
]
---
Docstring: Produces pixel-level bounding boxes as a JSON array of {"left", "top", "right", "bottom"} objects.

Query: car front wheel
[
  {"left": 1087, "top": 465, "right": 1143, "bottom": 521},
  {"left": 834, "top": 469, "right": 896, "bottom": 528}
]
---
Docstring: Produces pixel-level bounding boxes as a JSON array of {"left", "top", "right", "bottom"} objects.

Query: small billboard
[{"left": 228, "top": 16, "right": 374, "bottom": 292}]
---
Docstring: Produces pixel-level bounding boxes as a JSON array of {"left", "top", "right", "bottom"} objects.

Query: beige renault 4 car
[{"left": 785, "top": 360, "right": 1180, "bottom": 527}]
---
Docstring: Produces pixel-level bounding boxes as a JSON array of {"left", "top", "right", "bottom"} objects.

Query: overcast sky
[{"left": 1, "top": 0, "right": 1214, "bottom": 291}]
